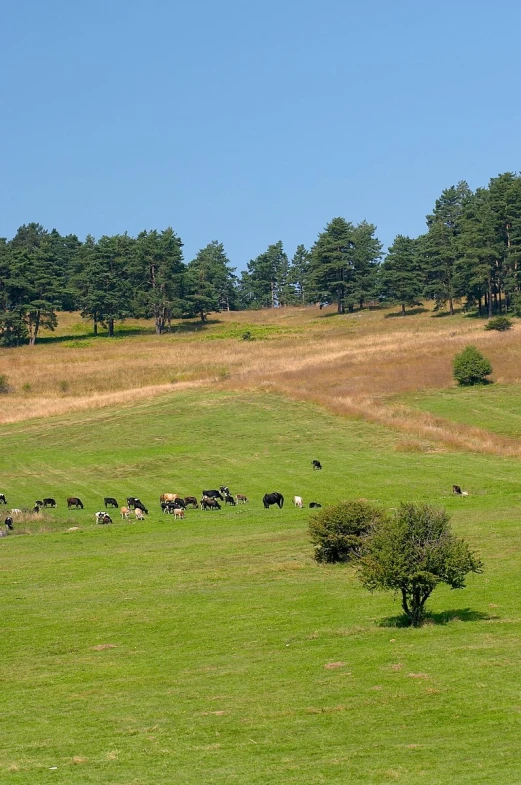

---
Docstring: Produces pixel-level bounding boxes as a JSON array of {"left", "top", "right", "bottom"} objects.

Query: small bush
[
  {"left": 58, "top": 380, "right": 70, "bottom": 393},
  {"left": 453, "top": 345, "right": 492, "bottom": 386},
  {"left": 241, "top": 331, "right": 254, "bottom": 341},
  {"left": 484, "top": 316, "right": 513, "bottom": 331},
  {"left": 0, "top": 374, "right": 10, "bottom": 394},
  {"left": 309, "top": 500, "right": 386, "bottom": 564},
  {"left": 21, "top": 383, "right": 31, "bottom": 393}
]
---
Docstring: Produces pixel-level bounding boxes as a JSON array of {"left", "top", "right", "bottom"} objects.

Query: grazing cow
[
  {"left": 95, "top": 511, "right": 112, "bottom": 525},
  {"left": 293, "top": 496, "right": 303, "bottom": 508},
  {"left": 184, "top": 496, "right": 198, "bottom": 509},
  {"left": 127, "top": 498, "right": 149, "bottom": 514},
  {"left": 0, "top": 494, "right": 6, "bottom": 504},
  {"left": 10, "top": 508, "right": 22, "bottom": 515},
  {"left": 160, "top": 493, "right": 180, "bottom": 504},
  {"left": 202, "top": 490, "right": 224, "bottom": 501},
  {"left": 67, "top": 497, "right": 84, "bottom": 509},
  {"left": 452, "top": 485, "right": 463, "bottom": 495},
  {"left": 220, "top": 486, "right": 231, "bottom": 497},
  {"left": 120, "top": 506, "right": 130, "bottom": 519},
  {"left": 174, "top": 507, "right": 185, "bottom": 519},
  {"left": 236, "top": 494, "right": 248, "bottom": 504},
  {"left": 263, "top": 492, "right": 284, "bottom": 509},
  {"left": 224, "top": 494, "right": 236, "bottom": 506},
  {"left": 4, "top": 516, "right": 14, "bottom": 531},
  {"left": 312, "top": 460, "right": 322, "bottom": 470},
  {"left": 35, "top": 500, "right": 43, "bottom": 507},
  {"left": 43, "top": 498, "right": 57, "bottom": 508},
  {"left": 134, "top": 508, "right": 145, "bottom": 520},
  {"left": 33, "top": 505, "right": 40, "bottom": 514},
  {"left": 104, "top": 497, "right": 118, "bottom": 508},
  {"left": 201, "top": 497, "right": 221, "bottom": 511},
  {"left": 309, "top": 502, "right": 322, "bottom": 508}
]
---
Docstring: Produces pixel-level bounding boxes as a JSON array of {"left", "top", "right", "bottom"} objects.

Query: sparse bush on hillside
[
  {"left": 453, "top": 345, "right": 492, "bottom": 386},
  {"left": 309, "top": 500, "right": 386, "bottom": 563},
  {"left": 484, "top": 316, "right": 513, "bottom": 331}
]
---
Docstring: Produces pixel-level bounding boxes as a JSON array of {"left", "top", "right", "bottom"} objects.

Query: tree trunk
[
  {"left": 93, "top": 319, "right": 98, "bottom": 336},
  {"left": 29, "top": 312, "right": 40, "bottom": 346},
  {"left": 108, "top": 318, "right": 114, "bottom": 337},
  {"left": 488, "top": 278, "right": 493, "bottom": 318},
  {"left": 449, "top": 296, "right": 454, "bottom": 316},
  {"left": 401, "top": 303, "right": 406, "bottom": 316},
  {"left": 478, "top": 296, "right": 482, "bottom": 317}
]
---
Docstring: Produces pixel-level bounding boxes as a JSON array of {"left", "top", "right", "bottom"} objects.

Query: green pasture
[{"left": 1, "top": 391, "right": 521, "bottom": 783}]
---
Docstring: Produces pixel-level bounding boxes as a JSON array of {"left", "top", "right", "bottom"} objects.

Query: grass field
[{"left": 1, "top": 306, "right": 521, "bottom": 783}]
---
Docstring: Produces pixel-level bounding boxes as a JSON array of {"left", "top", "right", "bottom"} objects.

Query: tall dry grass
[{"left": 1, "top": 306, "right": 521, "bottom": 455}]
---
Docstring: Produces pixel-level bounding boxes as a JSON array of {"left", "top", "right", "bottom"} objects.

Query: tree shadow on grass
[
  {"left": 377, "top": 608, "right": 495, "bottom": 628},
  {"left": 169, "top": 318, "right": 222, "bottom": 334},
  {"left": 431, "top": 308, "right": 464, "bottom": 318},
  {"left": 384, "top": 307, "right": 429, "bottom": 318}
]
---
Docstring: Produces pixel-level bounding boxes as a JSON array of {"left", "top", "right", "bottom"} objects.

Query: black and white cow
[{"left": 263, "top": 492, "right": 284, "bottom": 509}]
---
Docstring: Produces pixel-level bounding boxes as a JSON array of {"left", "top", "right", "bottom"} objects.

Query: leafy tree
[
  {"left": 287, "top": 244, "right": 312, "bottom": 304},
  {"left": 453, "top": 345, "right": 493, "bottom": 386},
  {"left": 309, "top": 217, "right": 355, "bottom": 313},
  {"left": 351, "top": 220, "right": 382, "bottom": 309},
  {"left": 132, "top": 229, "right": 185, "bottom": 333},
  {"left": 185, "top": 241, "right": 236, "bottom": 322},
  {"left": 241, "top": 241, "right": 289, "bottom": 308},
  {"left": 380, "top": 235, "right": 423, "bottom": 315},
  {"left": 358, "top": 503, "right": 483, "bottom": 626},
  {"left": 309, "top": 500, "right": 386, "bottom": 563}
]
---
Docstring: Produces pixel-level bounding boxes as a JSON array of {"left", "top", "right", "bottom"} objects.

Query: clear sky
[{"left": 2, "top": 0, "right": 520, "bottom": 269}]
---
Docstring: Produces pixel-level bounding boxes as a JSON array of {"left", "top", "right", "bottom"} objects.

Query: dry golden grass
[{"left": 1, "top": 305, "right": 521, "bottom": 455}]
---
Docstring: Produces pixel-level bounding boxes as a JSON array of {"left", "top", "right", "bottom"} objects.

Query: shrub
[
  {"left": 484, "top": 316, "right": 513, "bottom": 331},
  {"left": 309, "top": 500, "right": 386, "bottom": 564},
  {"left": 241, "top": 330, "right": 254, "bottom": 341},
  {"left": 0, "top": 374, "right": 10, "bottom": 394},
  {"left": 453, "top": 345, "right": 492, "bottom": 386}
]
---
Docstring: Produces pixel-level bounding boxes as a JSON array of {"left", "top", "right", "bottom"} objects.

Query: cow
[
  {"left": 293, "top": 496, "right": 303, "bottom": 508},
  {"left": 0, "top": 494, "right": 6, "bottom": 504},
  {"left": 220, "top": 486, "right": 231, "bottom": 497},
  {"left": 33, "top": 505, "right": 40, "bottom": 514},
  {"left": 174, "top": 508, "right": 185, "bottom": 519},
  {"left": 67, "top": 497, "right": 84, "bottom": 509},
  {"left": 452, "top": 485, "right": 463, "bottom": 495},
  {"left": 43, "top": 498, "right": 57, "bottom": 508},
  {"left": 202, "top": 490, "right": 224, "bottom": 501},
  {"left": 160, "top": 493, "right": 180, "bottom": 504},
  {"left": 127, "top": 498, "right": 149, "bottom": 514},
  {"left": 4, "top": 516, "right": 14, "bottom": 531},
  {"left": 224, "top": 494, "right": 236, "bottom": 506},
  {"left": 201, "top": 497, "right": 221, "bottom": 511},
  {"left": 236, "top": 494, "right": 248, "bottom": 504},
  {"left": 134, "top": 508, "right": 145, "bottom": 520},
  {"left": 10, "top": 508, "right": 22, "bottom": 515},
  {"left": 263, "top": 492, "right": 284, "bottom": 509},
  {"left": 184, "top": 496, "right": 198, "bottom": 509},
  {"left": 104, "top": 497, "right": 118, "bottom": 508},
  {"left": 309, "top": 502, "right": 322, "bottom": 508},
  {"left": 35, "top": 500, "right": 44, "bottom": 507},
  {"left": 95, "top": 511, "right": 112, "bottom": 524},
  {"left": 120, "top": 506, "right": 130, "bottom": 519},
  {"left": 312, "top": 460, "right": 322, "bottom": 470}
]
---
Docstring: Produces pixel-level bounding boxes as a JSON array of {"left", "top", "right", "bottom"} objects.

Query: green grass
[{"left": 1, "top": 391, "right": 521, "bottom": 783}]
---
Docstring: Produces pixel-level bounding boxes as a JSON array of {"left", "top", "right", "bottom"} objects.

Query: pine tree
[
  {"left": 309, "top": 217, "right": 355, "bottom": 314},
  {"left": 185, "top": 241, "right": 237, "bottom": 321},
  {"left": 380, "top": 235, "right": 423, "bottom": 315}
]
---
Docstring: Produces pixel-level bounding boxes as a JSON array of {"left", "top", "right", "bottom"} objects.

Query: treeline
[{"left": 1, "top": 171, "right": 520, "bottom": 346}]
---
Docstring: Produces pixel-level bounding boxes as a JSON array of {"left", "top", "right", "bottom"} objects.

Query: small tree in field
[
  {"left": 453, "top": 345, "right": 492, "bottom": 386},
  {"left": 309, "top": 500, "right": 386, "bottom": 563},
  {"left": 358, "top": 503, "right": 483, "bottom": 626}
]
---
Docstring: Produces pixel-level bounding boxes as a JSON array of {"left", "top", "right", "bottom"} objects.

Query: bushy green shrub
[
  {"left": 484, "top": 316, "right": 513, "bottom": 331},
  {"left": 453, "top": 345, "right": 492, "bottom": 386},
  {"left": 309, "top": 500, "right": 386, "bottom": 563}
]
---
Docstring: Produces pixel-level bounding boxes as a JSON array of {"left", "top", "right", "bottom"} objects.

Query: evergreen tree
[
  {"left": 380, "top": 235, "right": 423, "bottom": 315},
  {"left": 352, "top": 221, "right": 382, "bottom": 309},
  {"left": 287, "top": 244, "right": 312, "bottom": 304},
  {"left": 132, "top": 229, "right": 185, "bottom": 333},
  {"left": 309, "top": 217, "right": 355, "bottom": 313},
  {"left": 241, "top": 241, "right": 289, "bottom": 308},
  {"left": 185, "top": 241, "right": 237, "bottom": 322}
]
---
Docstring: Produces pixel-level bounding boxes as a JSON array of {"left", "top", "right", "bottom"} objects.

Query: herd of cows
[{"left": 0, "top": 461, "right": 325, "bottom": 532}]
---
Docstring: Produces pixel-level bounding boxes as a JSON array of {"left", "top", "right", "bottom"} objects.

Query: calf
[
  {"left": 236, "top": 494, "right": 248, "bottom": 504},
  {"left": 201, "top": 497, "right": 221, "bottom": 511},
  {"left": 224, "top": 494, "right": 236, "bottom": 506},
  {"left": 43, "top": 498, "right": 57, "bottom": 508},
  {"left": 120, "top": 506, "right": 130, "bottom": 519},
  {"left": 0, "top": 494, "right": 6, "bottom": 504},
  {"left": 67, "top": 497, "right": 84, "bottom": 509},
  {"left": 312, "top": 460, "right": 322, "bottom": 470},
  {"left": 173, "top": 507, "right": 185, "bottom": 519},
  {"left": 134, "top": 508, "right": 145, "bottom": 520},
  {"left": 309, "top": 502, "right": 322, "bottom": 508},
  {"left": 184, "top": 496, "right": 198, "bottom": 509},
  {"left": 4, "top": 516, "right": 14, "bottom": 531},
  {"left": 95, "top": 511, "right": 112, "bottom": 525},
  {"left": 104, "top": 497, "right": 118, "bottom": 508},
  {"left": 127, "top": 498, "right": 149, "bottom": 514},
  {"left": 293, "top": 496, "right": 303, "bottom": 508}
]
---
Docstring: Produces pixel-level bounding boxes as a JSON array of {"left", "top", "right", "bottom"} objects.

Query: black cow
[
  {"left": 184, "top": 496, "right": 198, "bottom": 509},
  {"left": 224, "top": 494, "right": 236, "bottom": 506},
  {"left": 201, "top": 497, "right": 221, "bottom": 511},
  {"left": 452, "top": 485, "right": 462, "bottom": 495},
  {"left": 104, "top": 497, "right": 118, "bottom": 508},
  {"left": 33, "top": 505, "right": 40, "bottom": 513},
  {"left": 67, "top": 497, "right": 84, "bottom": 509},
  {"left": 0, "top": 494, "right": 6, "bottom": 504},
  {"left": 4, "top": 516, "right": 14, "bottom": 530},
  {"left": 35, "top": 500, "right": 43, "bottom": 507},
  {"left": 312, "top": 460, "right": 322, "bottom": 470},
  {"left": 127, "top": 497, "right": 149, "bottom": 514},
  {"left": 309, "top": 502, "right": 322, "bottom": 508},
  {"left": 43, "top": 498, "right": 57, "bottom": 508},
  {"left": 202, "top": 490, "right": 224, "bottom": 501},
  {"left": 263, "top": 492, "right": 284, "bottom": 509}
]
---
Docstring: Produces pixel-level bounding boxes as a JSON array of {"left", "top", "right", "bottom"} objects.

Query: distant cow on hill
[
  {"left": 43, "top": 498, "right": 57, "bottom": 508},
  {"left": 127, "top": 498, "right": 149, "bottom": 514},
  {"left": 104, "top": 497, "right": 118, "bottom": 508},
  {"left": 95, "top": 512, "right": 112, "bottom": 524},
  {"left": 312, "top": 460, "right": 322, "bottom": 470},
  {"left": 236, "top": 494, "right": 248, "bottom": 504},
  {"left": 201, "top": 497, "right": 221, "bottom": 511},
  {"left": 0, "top": 494, "right": 6, "bottom": 504},
  {"left": 120, "top": 506, "right": 130, "bottom": 519},
  {"left": 202, "top": 490, "right": 224, "bottom": 501},
  {"left": 293, "top": 495, "right": 303, "bottom": 508},
  {"left": 184, "top": 496, "right": 198, "bottom": 508},
  {"left": 4, "top": 516, "right": 14, "bottom": 531},
  {"left": 134, "top": 508, "right": 145, "bottom": 520},
  {"left": 67, "top": 497, "right": 84, "bottom": 509},
  {"left": 309, "top": 502, "right": 322, "bottom": 508},
  {"left": 263, "top": 492, "right": 284, "bottom": 509}
]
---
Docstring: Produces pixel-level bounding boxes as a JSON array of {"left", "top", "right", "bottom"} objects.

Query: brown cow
[
  {"left": 184, "top": 496, "right": 198, "bottom": 508},
  {"left": 120, "top": 506, "right": 130, "bottom": 519},
  {"left": 160, "top": 493, "right": 180, "bottom": 504},
  {"left": 236, "top": 494, "right": 248, "bottom": 504}
]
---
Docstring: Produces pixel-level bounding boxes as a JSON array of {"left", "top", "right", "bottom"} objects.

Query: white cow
[
  {"left": 135, "top": 508, "right": 145, "bottom": 520},
  {"left": 293, "top": 496, "right": 303, "bottom": 508}
]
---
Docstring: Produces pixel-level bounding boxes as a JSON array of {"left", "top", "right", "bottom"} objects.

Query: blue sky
[{"left": 2, "top": 0, "right": 520, "bottom": 269}]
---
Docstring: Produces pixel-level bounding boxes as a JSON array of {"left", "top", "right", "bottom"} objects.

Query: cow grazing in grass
[
  {"left": 33, "top": 505, "right": 40, "bottom": 514},
  {"left": 127, "top": 498, "right": 149, "bottom": 514},
  {"left": 4, "top": 516, "right": 14, "bottom": 531},
  {"left": 160, "top": 493, "right": 180, "bottom": 504},
  {"left": 263, "top": 492, "right": 284, "bottom": 509},
  {"left": 120, "top": 506, "right": 130, "bottom": 519},
  {"left": 309, "top": 502, "right": 322, "bottom": 508},
  {"left": 134, "top": 508, "right": 145, "bottom": 520},
  {"left": 452, "top": 485, "right": 468, "bottom": 496},
  {"left": 43, "top": 498, "right": 57, "bottom": 508},
  {"left": 0, "top": 494, "right": 6, "bottom": 504},
  {"left": 67, "top": 497, "right": 84, "bottom": 509},
  {"left": 293, "top": 496, "right": 303, "bottom": 508},
  {"left": 201, "top": 497, "right": 221, "bottom": 511},
  {"left": 104, "top": 497, "right": 118, "bottom": 508},
  {"left": 220, "top": 486, "right": 231, "bottom": 497},
  {"left": 184, "top": 496, "right": 198, "bottom": 508},
  {"left": 312, "top": 460, "right": 322, "bottom": 470},
  {"left": 95, "top": 512, "right": 112, "bottom": 525},
  {"left": 236, "top": 494, "right": 248, "bottom": 504},
  {"left": 202, "top": 489, "right": 224, "bottom": 501},
  {"left": 224, "top": 494, "right": 236, "bottom": 506},
  {"left": 35, "top": 500, "right": 43, "bottom": 507},
  {"left": 174, "top": 508, "right": 185, "bottom": 519}
]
